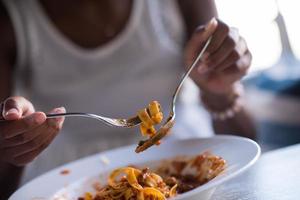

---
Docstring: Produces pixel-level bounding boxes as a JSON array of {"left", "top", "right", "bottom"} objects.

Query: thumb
[
  {"left": 185, "top": 18, "right": 218, "bottom": 67},
  {"left": 191, "top": 17, "right": 218, "bottom": 47},
  {"left": 196, "top": 17, "right": 218, "bottom": 41},
  {"left": 47, "top": 107, "right": 66, "bottom": 128},
  {"left": 2, "top": 96, "right": 35, "bottom": 120}
]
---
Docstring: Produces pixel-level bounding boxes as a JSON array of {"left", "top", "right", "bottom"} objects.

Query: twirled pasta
[
  {"left": 135, "top": 100, "right": 165, "bottom": 151},
  {"left": 137, "top": 101, "right": 163, "bottom": 137},
  {"left": 90, "top": 167, "right": 176, "bottom": 200},
  {"left": 79, "top": 152, "right": 226, "bottom": 200}
]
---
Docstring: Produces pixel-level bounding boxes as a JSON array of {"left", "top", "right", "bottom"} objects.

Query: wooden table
[{"left": 211, "top": 144, "right": 300, "bottom": 200}]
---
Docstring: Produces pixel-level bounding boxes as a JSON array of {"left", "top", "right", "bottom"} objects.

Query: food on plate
[
  {"left": 60, "top": 169, "right": 70, "bottom": 175},
  {"left": 78, "top": 152, "right": 226, "bottom": 200}
]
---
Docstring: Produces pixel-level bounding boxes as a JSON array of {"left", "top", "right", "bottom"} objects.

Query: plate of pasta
[{"left": 9, "top": 135, "right": 260, "bottom": 200}]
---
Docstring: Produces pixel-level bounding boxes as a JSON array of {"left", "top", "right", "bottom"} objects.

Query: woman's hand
[
  {"left": 185, "top": 18, "right": 252, "bottom": 96},
  {"left": 0, "top": 96, "right": 65, "bottom": 166}
]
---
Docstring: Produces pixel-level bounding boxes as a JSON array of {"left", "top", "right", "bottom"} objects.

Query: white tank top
[{"left": 3, "top": 0, "right": 213, "bottom": 183}]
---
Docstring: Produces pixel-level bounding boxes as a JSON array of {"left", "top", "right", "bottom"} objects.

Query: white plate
[{"left": 9, "top": 135, "right": 260, "bottom": 200}]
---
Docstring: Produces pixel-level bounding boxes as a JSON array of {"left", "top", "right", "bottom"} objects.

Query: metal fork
[
  {"left": 136, "top": 37, "right": 212, "bottom": 153},
  {"left": 0, "top": 112, "right": 141, "bottom": 128},
  {"left": 46, "top": 113, "right": 141, "bottom": 127}
]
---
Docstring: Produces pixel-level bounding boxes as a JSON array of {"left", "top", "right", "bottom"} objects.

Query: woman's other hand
[
  {"left": 185, "top": 18, "right": 252, "bottom": 96},
  {"left": 0, "top": 96, "right": 65, "bottom": 166}
]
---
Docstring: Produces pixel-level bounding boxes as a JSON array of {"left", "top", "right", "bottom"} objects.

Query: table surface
[{"left": 211, "top": 144, "right": 300, "bottom": 200}]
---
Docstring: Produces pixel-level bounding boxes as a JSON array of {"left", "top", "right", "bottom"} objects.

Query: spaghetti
[
  {"left": 79, "top": 152, "right": 226, "bottom": 200},
  {"left": 137, "top": 101, "right": 163, "bottom": 137},
  {"left": 135, "top": 101, "right": 166, "bottom": 152}
]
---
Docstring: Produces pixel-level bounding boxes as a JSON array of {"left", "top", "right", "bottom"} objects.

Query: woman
[{"left": 0, "top": 0, "right": 255, "bottom": 198}]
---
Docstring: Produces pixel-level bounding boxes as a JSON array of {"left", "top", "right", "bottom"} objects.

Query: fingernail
[
  {"left": 205, "top": 17, "right": 217, "bottom": 31},
  {"left": 36, "top": 113, "right": 46, "bottom": 124},
  {"left": 206, "top": 18, "right": 217, "bottom": 27},
  {"left": 49, "top": 107, "right": 66, "bottom": 114},
  {"left": 57, "top": 106, "right": 66, "bottom": 113},
  {"left": 48, "top": 107, "right": 66, "bottom": 126},
  {"left": 5, "top": 108, "right": 19, "bottom": 116},
  {"left": 195, "top": 25, "right": 205, "bottom": 33}
]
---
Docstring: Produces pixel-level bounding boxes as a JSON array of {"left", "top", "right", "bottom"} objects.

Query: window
[
  {"left": 215, "top": 0, "right": 299, "bottom": 72},
  {"left": 277, "top": 0, "right": 300, "bottom": 59}
]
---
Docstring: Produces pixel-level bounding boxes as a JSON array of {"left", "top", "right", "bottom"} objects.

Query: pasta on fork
[
  {"left": 137, "top": 101, "right": 163, "bottom": 137},
  {"left": 136, "top": 101, "right": 165, "bottom": 148}
]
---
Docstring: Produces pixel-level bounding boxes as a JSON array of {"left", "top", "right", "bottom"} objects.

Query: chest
[{"left": 39, "top": 0, "right": 133, "bottom": 48}]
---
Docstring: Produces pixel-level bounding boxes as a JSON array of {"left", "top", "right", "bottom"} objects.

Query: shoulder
[{"left": 0, "top": 1, "right": 16, "bottom": 66}]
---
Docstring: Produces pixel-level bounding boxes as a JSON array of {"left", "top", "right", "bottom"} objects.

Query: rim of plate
[
  {"left": 174, "top": 135, "right": 261, "bottom": 199},
  {"left": 10, "top": 135, "right": 261, "bottom": 199}
]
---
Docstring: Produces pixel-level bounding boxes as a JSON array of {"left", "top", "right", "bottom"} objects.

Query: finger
[
  {"left": 12, "top": 107, "right": 65, "bottom": 166},
  {"left": 225, "top": 50, "right": 252, "bottom": 73},
  {"left": 205, "top": 19, "right": 230, "bottom": 55},
  {"left": 185, "top": 18, "right": 218, "bottom": 66},
  {"left": 216, "top": 37, "right": 249, "bottom": 72},
  {"left": 197, "top": 20, "right": 231, "bottom": 73},
  {"left": 12, "top": 127, "right": 58, "bottom": 166},
  {"left": 2, "top": 107, "right": 65, "bottom": 153},
  {"left": 2, "top": 110, "right": 60, "bottom": 147},
  {"left": 3, "top": 128, "right": 54, "bottom": 158},
  {"left": 0, "top": 112, "right": 46, "bottom": 139},
  {"left": 2, "top": 109, "right": 63, "bottom": 157},
  {"left": 202, "top": 28, "right": 239, "bottom": 71},
  {"left": 193, "top": 17, "right": 218, "bottom": 45},
  {"left": 2, "top": 129, "right": 42, "bottom": 148},
  {"left": 217, "top": 54, "right": 251, "bottom": 85},
  {"left": 2, "top": 96, "right": 35, "bottom": 120},
  {"left": 46, "top": 107, "right": 66, "bottom": 129}
]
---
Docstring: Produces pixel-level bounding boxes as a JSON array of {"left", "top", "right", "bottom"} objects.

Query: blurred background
[{"left": 215, "top": 0, "right": 300, "bottom": 151}]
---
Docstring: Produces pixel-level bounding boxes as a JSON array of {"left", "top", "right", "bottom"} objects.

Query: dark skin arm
[
  {"left": 177, "top": 0, "right": 256, "bottom": 139},
  {"left": 0, "top": 3, "right": 25, "bottom": 200},
  {"left": 0, "top": 0, "right": 130, "bottom": 197},
  {"left": 0, "top": 3, "right": 65, "bottom": 199}
]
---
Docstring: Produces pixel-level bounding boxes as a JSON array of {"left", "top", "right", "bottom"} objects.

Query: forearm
[
  {"left": 178, "top": 1, "right": 256, "bottom": 138},
  {"left": 0, "top": 102, "right": 23, "bottom": 198},
  {"left": 201, "top": 88, "right": 256, "bottom": 139},
  {"left": 0, "top": 54, "right": 22, "bottom": 199},
  {"left": 0, "top": 162, "right": 24, "bottom": 200},
  {"left": 212, "top": 108, "right": 256, "bottom": 139},
  {"left": 0, "top": 95, "right": 24, "bottom": 199}
]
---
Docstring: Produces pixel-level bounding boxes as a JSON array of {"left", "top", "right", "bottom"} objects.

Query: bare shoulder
[{"left": 0, "top": 1, "right": 16, "bottom": 66}]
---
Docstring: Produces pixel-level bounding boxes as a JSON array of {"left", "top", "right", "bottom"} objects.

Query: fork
[
  {"left": 46, "top": 113, "right": 141, "bottom": 127},
  {"left": 0, "top": 112, "right": 141, "bottom": 128},
  {"left": 135, "top": 37, "right": 212, "bottom": 153}
]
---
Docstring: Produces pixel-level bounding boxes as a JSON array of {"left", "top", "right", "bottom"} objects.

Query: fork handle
[
  {"left": 0, "top": 113, "right": 90, "bottom": 122},
  {"left": 46, "top": 112, "right": 89, "bottom": 118}
]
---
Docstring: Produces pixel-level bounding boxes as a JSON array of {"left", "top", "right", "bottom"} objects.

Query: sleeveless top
[{"left": 3, "top": 0, "right": 213, "bottom": 183}]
